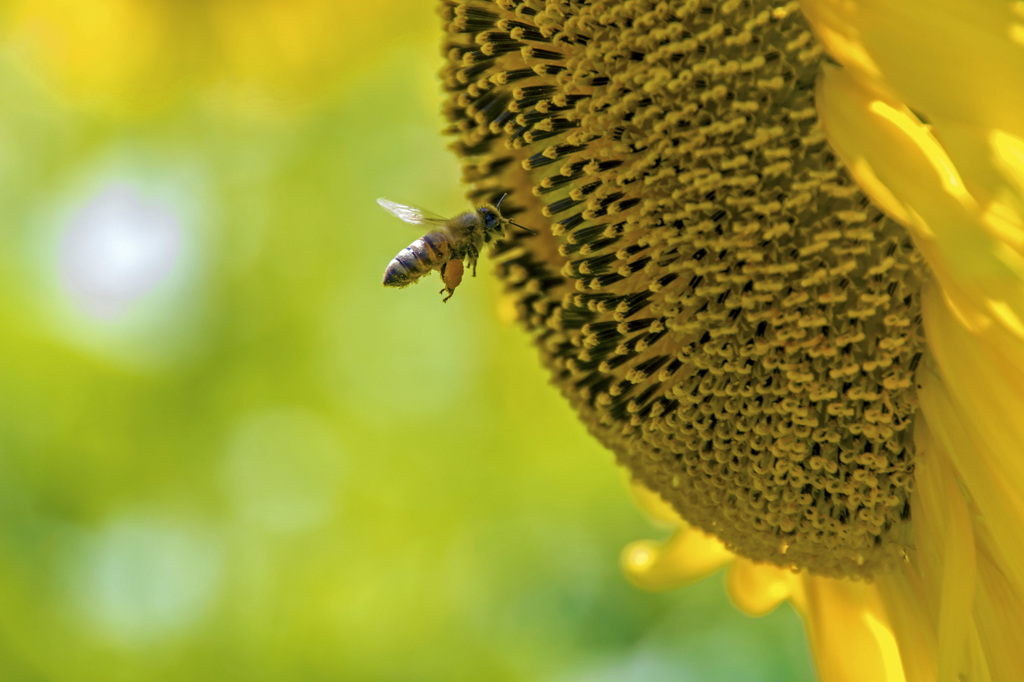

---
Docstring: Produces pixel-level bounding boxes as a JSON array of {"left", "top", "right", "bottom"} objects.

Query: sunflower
[{"left": 439, "top": 0, "right": 1024, "bottom": 679}]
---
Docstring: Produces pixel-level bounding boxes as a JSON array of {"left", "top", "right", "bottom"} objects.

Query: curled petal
[
  {"left": 725, "top": 558, "right": 798, "bottom": 617},
  {"left": 622, "top": 527, "right": 733, "bottom": 592}
]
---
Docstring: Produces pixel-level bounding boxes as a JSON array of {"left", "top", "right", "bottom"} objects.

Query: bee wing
[{"left": 377, "top": 198, "right": 449, "bottom": 227}]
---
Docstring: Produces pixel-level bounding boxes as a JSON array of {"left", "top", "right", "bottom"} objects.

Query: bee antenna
[
  {"left": 509, "top": 220, "right": 537, "bottom": 235},
  {"left": 492, "top": 193, "right": 536, "bottom": 234}
]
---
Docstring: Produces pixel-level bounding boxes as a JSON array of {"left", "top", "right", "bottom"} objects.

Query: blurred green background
[{"left": 0, "top": 2, "right": 813, "bottom": 680}]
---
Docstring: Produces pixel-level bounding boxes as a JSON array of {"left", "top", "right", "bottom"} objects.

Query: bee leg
[
  {"left": 439, "top": 259, "right": 464, "bottom": 302},
  {"left": 438, "top": 262, "right": 451, "bottom": 300}
]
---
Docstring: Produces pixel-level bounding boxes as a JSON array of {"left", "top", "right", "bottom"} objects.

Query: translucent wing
[{"left": 377, "top": 198, "right": 449, "bottom": 226}]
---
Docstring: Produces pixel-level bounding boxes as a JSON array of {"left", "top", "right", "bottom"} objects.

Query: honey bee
[{"left": 378, "top": 195, "right": 533, "bottom": 302}]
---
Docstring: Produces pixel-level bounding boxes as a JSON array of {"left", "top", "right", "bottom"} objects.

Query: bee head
[
  {"left": 476, "top": 205, "right": 504, "bottom": 240},
  {"left": 477, "top": 196, "right": 536, "bottom": 241}
]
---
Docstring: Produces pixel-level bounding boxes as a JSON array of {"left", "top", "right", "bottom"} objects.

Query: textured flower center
[{"left": 441, "top": 0, "right": 927, "bottom": 578}]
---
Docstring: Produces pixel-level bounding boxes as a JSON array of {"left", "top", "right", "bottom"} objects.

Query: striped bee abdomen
[{"left": 382, "top": 231, "right": 453, "bottom": 287}]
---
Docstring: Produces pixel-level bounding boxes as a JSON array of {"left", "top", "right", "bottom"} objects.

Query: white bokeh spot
[
  {"left": 59, "top": 514, "right": 224, "bottom": 647},
  {"left": 59, "top": 183, "right": 183, "bottom": 318}
]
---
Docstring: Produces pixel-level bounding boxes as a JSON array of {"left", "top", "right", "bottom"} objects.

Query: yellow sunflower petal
[
  {"left": 725, "top": 558, "right": 797, "bottom": 617},
  {"left": 974, "top": 545, "right": 1024, "bottom": 682},
  {"left": 621, "top": 526, "right": 733, "bottom": 592},
  {"left": 624, "top": 480, "right": 736, "bottom": 591},
  {"left": 914, "top": 356, "right": 1024, "bottom": 680},
  {"left": 876, "top": 568, "right": 938, "bottom": 682},
  {"left": 802, "top": 0, "right": 1024, "bottom": 232},
  {"left": 801, "top": 0, "right": 1024, "bottom": 141},
  {"left": 907, "top": 415, "right": 978, "bottom": 681},
  {"left": 917, "top": 293, "right": 1024, "bottom": 601},
  {"left": 800, "top": 575, "right": 906, "bottom": 682}
]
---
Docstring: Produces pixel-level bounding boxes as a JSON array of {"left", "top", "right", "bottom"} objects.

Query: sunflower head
[{"left": 441, "top": 0, "right": 926, "bottom": 579}]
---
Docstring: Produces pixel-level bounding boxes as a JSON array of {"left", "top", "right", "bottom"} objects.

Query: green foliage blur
[{"left": 0, "top": 3, "right": 813, "bottom": 680}]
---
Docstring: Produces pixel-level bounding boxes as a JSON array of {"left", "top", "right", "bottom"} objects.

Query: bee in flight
[{"left": 378, "top": 194, "right": 534, "bottom": 302}]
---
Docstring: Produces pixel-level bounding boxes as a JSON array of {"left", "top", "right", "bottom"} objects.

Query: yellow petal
[
  {"left": 877, "top": 569, "right": 938, "bottom": 682},
  {"left": 799, "top": 575, "right": 906, "bottom": 682},
  {"left": 974, "top": 545, "right": 1024, "bottom": 681},
  {"left": 621, "top": 527, "right": 733, "bottom": 592},
  {"left": 917, "top": 292, "right": 1024, "bottom": 603},
  {"left": 725, "top": 558, "right": 797, "bottom": 617},
  {"left": 801, "top": 0, "right": 1024, "bottom": 141},
  {"left": 907, "top": 416, "right": 977, "bottom": 681}
]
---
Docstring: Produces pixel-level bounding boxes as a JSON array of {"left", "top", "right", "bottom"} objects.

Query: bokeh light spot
[
  {"left": 58, "top": 514, "right": 224, "bottom": 648},
  {"left": 58, "top": 182, "right": 182, "bottom": 319}
]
